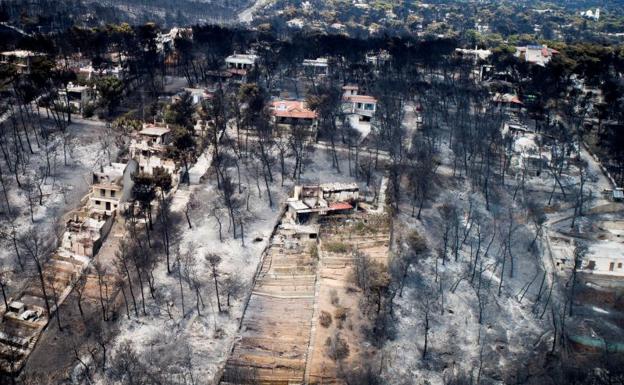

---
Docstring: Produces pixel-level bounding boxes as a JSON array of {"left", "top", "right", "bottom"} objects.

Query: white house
[
  {"left": 302, "top": 58, "right": 329, "bottom": 76},
  {"left": 365, "top": 50, "right": 390, "bottom": 67},
  {"left": 287, "top": 18, "right": 305, "bottom": 29},
  {"left": 582, "top": 241, "right": 624, "bottom": 277},
  {"left": 515, "top": 45, "right": 558, "bottom": 67},
  {"left": 58, "top": 82, "right": 96, "bottom": 113},
  {"left": 0, "top": 50, "right": 44, "bottom": 74},
  {"left": 581, "top": 8, "right": 600, "bottom": 21},
  {"left": 179, "top": 87, "right": 212, "bottom": 105},
  {"left": 225, "top": 53, "right": 258, "bottom": 72},
  {"left": 156, "top": 27, "right": 192, "bottom": 53},
  {"left": 129, "top": 124, "right": 178, "bottom": 178},
  {"left": 455, "top": 47, "right": 492, "bottom": 62},
  {"left": 342, "top": 85, "right": 377, "bottom": 122},
  {"left": 78, "top": 64, "right": 124, "bottom": 81},
  {"left": 89, "top": 162, "right": 136, "bottom": 216}
]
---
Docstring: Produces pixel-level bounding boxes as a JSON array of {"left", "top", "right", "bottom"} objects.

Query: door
[
  {"left": 106, "top": 202, "right": 111, "bottom": 211},
  {"left": 609, "top": 262, "right": 615, "bottom": 272}
]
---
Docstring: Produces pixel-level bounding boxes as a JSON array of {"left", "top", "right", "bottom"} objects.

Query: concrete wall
[
  {"left": 121, "top": 159, "right": 138, "bottom": 203},
  {"left": 583, "top": 256, "right": 624, "bottom": 277}
]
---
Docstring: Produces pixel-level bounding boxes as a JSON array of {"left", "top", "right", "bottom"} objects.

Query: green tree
[
  {"left": 96, "top": 76, "right": 124, "bottom": 116},
  {"left": 164, "top": 91, "right": 195, "bottom": 130},
  {"left": 131, "top": 173, "right": 156, "bottom": 247},
  {"left": 169, "top": 127, "right": 196, "bottom": 186}
]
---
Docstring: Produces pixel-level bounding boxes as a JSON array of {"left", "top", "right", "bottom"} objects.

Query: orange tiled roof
[
  {"left": 271, "top": 100, "right": 317, "bottom": 119},
  {"left": 329, "top": 202, "right": 353, "bottom": 210}
]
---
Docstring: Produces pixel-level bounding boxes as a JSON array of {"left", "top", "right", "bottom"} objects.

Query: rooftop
[
  {"left": 1, "top": 50, "right": 43, "bottom": 58},
  {"left": 93, "top": 162, "right": 126, "bottom": 184},
  {"left": 328, "top": 202, "right": 353, "bottom": 210},
  {"left": 140, "top": 125, "right": 171, "bottom": 137},
  {"left": 588, "top": 241, "right": 624, "bottom": 259},
  {"left": 271, "top": 100, "right": 317, "bottom": 119},
  {"left": 225, "top": 54, "right": 258, "bottom": 65},
  {"left": 320, "top": 182, "right": 359, "bottom": 191},
  {"left": 93, "top": 183, "right": 123, "bottom": 191},
  {"left": 303, "top": 58, "right": 328, "bottom": 67},
  {"left": 345, "top": 94, "right": 377, "bottom": 104}
]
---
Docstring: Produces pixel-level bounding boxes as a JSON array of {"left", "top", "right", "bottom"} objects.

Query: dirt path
[{"left": 221, "top": 222, "right": 318, "bottom": 384}]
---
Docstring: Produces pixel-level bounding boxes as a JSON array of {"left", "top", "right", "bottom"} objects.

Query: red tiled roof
[
  {"left": 271, "top": 100, "right": 317, "bottom": 119},
  {"left": 328, "top": 202, "right": 353, "bottom": 210}
]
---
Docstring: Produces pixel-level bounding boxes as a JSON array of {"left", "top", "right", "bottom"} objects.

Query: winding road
[{"left": 237, "top": 0, "right": 271, "bottom": 23}]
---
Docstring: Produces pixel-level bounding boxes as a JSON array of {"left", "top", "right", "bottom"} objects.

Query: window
[
  {"left": 95, "top": 200, "right": 101, "bottom": 205},
  {"left": 100, "top": 189, "right": 105, "bottom": 197},
  {"left": 619, "top": 263, "right": 623, "bottom": 269},
  {"left": 609, "top": 262, "right": 615, "bottom": 272},
  {"left": 111, "top": 190, "right": 116, "bottom": 198},
  {"left": 587, "top": 260, "right": 596, "bottom": 270}
]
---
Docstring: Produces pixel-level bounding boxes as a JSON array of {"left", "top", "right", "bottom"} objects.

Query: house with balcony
[
  {"left": 365, "top": 50, "right": 391, "bottom": 68},
  {"left": 493, "top": 93, "right": 523, "bottom": 115},
  {"left": 58, "top": 82, "right": 96, "bottom": 114},
  {"left": 302, "top": 58, "right": 329, "bottom": 77},
  {"left": 341, "top": 85, "right": 378, "bottom": 140},
  {"left": 88, "top": 162, "right": 136, "bottom": 216},
  {"left": 0, "top": 50, "right": 44, "bottom": 74},
  {"left": 90, "top": 182, "right": 122, "bottom": 215},
  {"left": 129, "top": 124, "right": 178, "bottom": 179},
  {"left": 270, "top": 100, "right": 319, "bottom": 139},
  {"left": 343, "top": 93, "right": 377, "bottom": 121},
  {"left": 225, "top": 53, "right": 258, "bottom": 80}
]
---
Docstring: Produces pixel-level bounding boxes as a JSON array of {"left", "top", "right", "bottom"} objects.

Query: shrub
[
  {"left": 334, "top": 307, "right": 348, "bottom": 321},
  {"left": 309, "top": 243, "right": 318, "bottom": 259},
  {"left": 319, "top": 310, "right": 332, "bottom": 328},
  {"left": 325, "top": 242, "right": 349, "bottom": 253},
  {"left": 325, "top": 333, "right": 350, "bottom": 361},
  {"left": 82, "top": 103, "right": 95, "bottom": 118},
  {"left": 330, "top": 289, "right": 340, "bottom": 306},
  {"left": 334, "top": 307, "right": 348, "bottom": 328}
]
